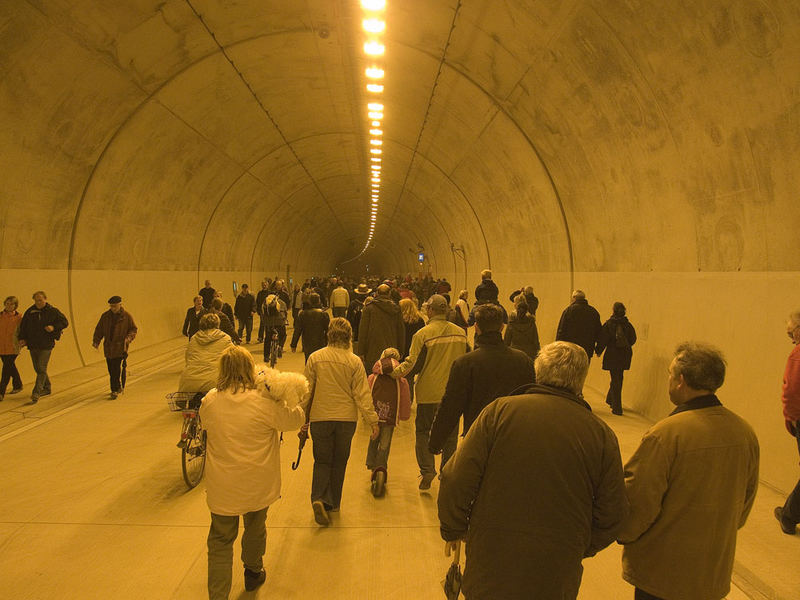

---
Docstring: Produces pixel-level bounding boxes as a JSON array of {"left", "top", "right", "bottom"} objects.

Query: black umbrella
[
  {"left": 443, "top": 541, "right": 462, "bottom": 599},
  {"left": 291, "top": 424, "right": 309, "bottom": 470}
]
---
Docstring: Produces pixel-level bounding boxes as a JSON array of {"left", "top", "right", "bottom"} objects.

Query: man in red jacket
[
  {"left": 93, "top": 296, "right": 138, "bottom": 399},
  {"left": 776, "top": 310, "right": 800, "bottom": 534}
]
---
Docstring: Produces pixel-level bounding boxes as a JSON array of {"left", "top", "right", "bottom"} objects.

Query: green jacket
[{"left": 393, "top": 315, "right": 468, "bottom": 404}]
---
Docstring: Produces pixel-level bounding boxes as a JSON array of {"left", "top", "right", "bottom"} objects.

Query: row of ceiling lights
[{"left": 359, "top": 0, "right": 386, "bottom": 255}]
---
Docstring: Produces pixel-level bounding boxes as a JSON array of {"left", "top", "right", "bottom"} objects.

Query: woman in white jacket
[
  {"left": 200, "top": 345, "right": 306, "bottom": 599},
  {"left": 178, "top": 313, "right": 234, "bottom": 397}
]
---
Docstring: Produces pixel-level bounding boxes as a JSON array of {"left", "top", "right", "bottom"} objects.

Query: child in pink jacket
[{"left": 365, "top": 348, "right": 411, "bottom": 496}]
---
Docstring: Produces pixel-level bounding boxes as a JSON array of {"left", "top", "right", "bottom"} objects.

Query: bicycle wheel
[
  {"left": 269, "top": 337, "right": 278, "bottom": 368},
  {"left": 182, "top": 420, "right": 206, "bottom": 489}
]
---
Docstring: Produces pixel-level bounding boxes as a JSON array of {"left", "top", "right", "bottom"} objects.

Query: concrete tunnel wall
[{"left": 2, "top": 1, "right": 799, "bottom": 494}]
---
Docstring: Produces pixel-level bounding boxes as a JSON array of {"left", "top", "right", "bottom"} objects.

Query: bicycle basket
[{"left": 166, "top": 392, "right": 204, "bottom": 411}]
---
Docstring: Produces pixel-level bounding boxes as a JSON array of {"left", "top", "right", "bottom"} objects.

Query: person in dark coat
[
  {"left": 17, "top": 290, "right": 69, "bottom": 403},
  {"left": 210, "top": 298, "right": 240, "bottom": 344},
  {"left": 234, "top": 284, "right": 257, "bottom": 343},
  {"left": 214, "top": 291, "right": 235, "bottom": 327},
  {"left": 438, "top": 341, "right": 628, "bottom": 600},
  {"left": 595, "top": 302, "right": 637, "bottom": 415},
  {"left": 255, "top": 280, "right": 270, "bottom": 343},
  {"left": 346, "top": 284, "right": 370, "bottom": 350},
  {"left": 474, "top": 269, "right": 499, "bottom": 304},
  {"left": 503, "top": 296, "right": 540, "bottom": 360},
  {"left": 429, "top": 303, "right": 535, "bottom": 453},
  {"left": 290, "top": 293, "right": 330, "bottom": 362},
  {"left": 556, "top": 289, "right": 602, "bottom": 361},
  {"left": 358, "top": 284, "right": 405, "bottom": 373},
  {"left": 92, "top": 295, "right": 138, "bottom": 399},
  {"left": 182, "top": 296, "right": 207, "bottom": 339},
  {"left": 199, "top": 280, "right": 216, "bottom": 309}
]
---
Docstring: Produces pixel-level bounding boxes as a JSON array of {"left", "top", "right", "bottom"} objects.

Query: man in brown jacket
[
  {"left": 618, "top": 342, "right": 759, "bottom": 600},
  {"left": 92, "top": 296, "right": 138, "bottom": 399},
  {"left": 438, "top": 341, "right": 628, "bottom": 600}
]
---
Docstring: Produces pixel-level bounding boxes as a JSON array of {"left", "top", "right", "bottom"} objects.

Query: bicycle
[{"left": 166, "top": 392, "right": 207, "bottom": 489}]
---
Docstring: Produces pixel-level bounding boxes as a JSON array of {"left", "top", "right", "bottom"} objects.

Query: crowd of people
[{"left": 4, "top": 271, "right": 800, "bottom": 600}]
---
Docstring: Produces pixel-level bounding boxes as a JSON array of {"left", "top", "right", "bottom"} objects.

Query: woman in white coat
[
  {"left": 200, "top": 345, "right": 306, "bottom": 599},
  {"left": 178, "top": 313, "right": 233, "bottom": 399}
]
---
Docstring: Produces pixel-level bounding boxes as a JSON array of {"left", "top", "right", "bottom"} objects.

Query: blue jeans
[
  {"left": 366, "top": 424, "right": 394, "bottom": 470},
  {"left": 207, "top": 507, "right": 268, "bottom": 600},
  {"left": 310, "top": 421, "right": 356, "bottom": 509},
  {"left": 416, "top": 403, "right": 457, "bottom": 476},
  {"left": 29, "top": 348, "right": 52, "bottom": 397}
]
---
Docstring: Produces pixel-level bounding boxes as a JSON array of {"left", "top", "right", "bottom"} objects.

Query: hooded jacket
[
  {"left": 368, "top": 357, "right": 411, "bottom": 426},
  {"left": 178, "top": 328, "right": 234, "bottom": 392},
  {"left": 358, "top": 296, "right": 405, "bottom": 370},
  {"left": 503, "top": 313, "right": 540, "bottom": 360},
  {"left": 200, "top": 368, "right": 307, "bottom": 515}
]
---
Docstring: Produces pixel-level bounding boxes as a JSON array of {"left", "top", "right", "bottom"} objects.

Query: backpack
[{"left": 615, "top": 323, "right": 630, "bottom": 348}]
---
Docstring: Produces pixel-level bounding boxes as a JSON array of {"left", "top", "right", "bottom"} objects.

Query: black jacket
[
  {"left": 358, "top": 297, "right": 405, "bottom": 369},
  {"left": 509, "top": 290, "right": 539, "bottom": 315},
  {"left": 290, "top": 308, "right": 330, "bottom": 358},
  {"left": 556, "top": 299, "right": 602, "bottom": 358},
  {"left": 18, "top": 303, "right": 69, "bottom": 350},
  {"left": 234, "top": 293, "right": 256, "bottom": 319},
  {"left": 182, "top": 307, "right": 207, "bottom": 338},
  {"left": 429, "top": 331, "right": 535, "bottom": 453},
  {"left": 595, "top": 316, "right": 637, "bottom": 371},
  {"left": 198, "top": 287, "right": 215, "bottom": 309},
  {"left": 475, "top": 279, "right": 499, "bottom": 303}
]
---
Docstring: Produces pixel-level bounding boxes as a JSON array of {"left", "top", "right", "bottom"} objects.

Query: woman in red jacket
[{"left": 0, "top": 296, "right": 23, "bottom": 400}]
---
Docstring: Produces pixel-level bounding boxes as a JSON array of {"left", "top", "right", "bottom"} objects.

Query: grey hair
[
  {"left": 789, "top": 311, "right": 800, "bottom": 327},
  {"left": 673, "top": 342, "right": 726, "bottom": 392},
  {"left": 534, "top": 342, "right": 589, "bottom": 394},
  {"left": 571, "top": 289, "right": 586, "bottom": 300},
  {"left": 327, "top": 317, "right": 352, "bottom": 348}
]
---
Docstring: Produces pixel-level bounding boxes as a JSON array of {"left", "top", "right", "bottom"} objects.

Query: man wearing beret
[{"left": 93, "top": 296, "right": 138, "bottom": 399}]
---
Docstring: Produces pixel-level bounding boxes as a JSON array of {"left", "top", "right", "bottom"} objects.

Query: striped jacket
[{"left": 393, "top": 315, "right": 468, "bottom": 404}]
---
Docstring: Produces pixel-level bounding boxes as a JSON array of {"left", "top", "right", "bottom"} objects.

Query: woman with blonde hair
[
  {"left": 200, "top": 345, "right": 306, "bottom": 599},
  {"left": 303, "top": 317, "right": 379, "bottom": 526},
  {"left": 399, "top": 298, "right": 426, "bottom": 400}
]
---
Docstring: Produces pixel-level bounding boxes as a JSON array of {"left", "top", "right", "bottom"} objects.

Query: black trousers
[
  {"left": 635, "top": 588, "right": 664, "bottom": 600},
  {"left": 0, "top": 354, "right": 23, "bottom": 395},
  {"left": 106, "top": 355, "right": 127, "bottom": 393},
  {"left": 782, "top": 420, "right": 800, "bottom": 524},
  {"left": 237, "top": 315, "right": 253, "bottom": 342},
  {"left": 606, "top": 369, "right": 624, "bottom": 412},
  {"left": 262, "top": 326, "right": 287, "bottom": 362}
]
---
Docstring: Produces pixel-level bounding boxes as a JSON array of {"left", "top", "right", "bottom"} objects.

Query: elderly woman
[
  {"left": 504, "top": 295, "right": 541, "bottom": 360},
  {"left": 200, "top": 345, "right": 306, "bottom": 599},
  {"left": 0, "top": 296, "right": 23, "bottom": 400},
  {"left": 178, "top": 313, "right": 233, "bottom": 397},
  {"left": 303, "top": 317, "right": 379, "bottom": 526}
]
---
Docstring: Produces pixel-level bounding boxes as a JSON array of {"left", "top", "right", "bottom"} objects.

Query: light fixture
[
  {"left": 369, "top": 129, "right": 383, "bottom": 136},
  {"left": 366, "top": 83, "right": 384, "bottom": 93},
  {"left": 361, "top": 0, "right": 386, "bottom": 9},
  {"left": 372, "top": 163, "right": 382, "bottom": 169},
  {"left": 371, "top": 120, "right": 381, "bottom": 127},
  {"left": 370, "top": 139, "right": 382, "bottom": 146},
  {"left": 365, "top": 67, "right": 384, "bottom": 79},
  {"left": 362, "top": 19, "right": 385, "bottom": 33},
  {"left": 370, "top": 148, "right": 382, "bottom": 155},
  {"left": 368, "top": 111, "right": 383, "bottom": 119},
  {"left": 371, "top": 157, "right": 381, "bottom": 162},
  {"left": 364, "top": 41, "right": 385, "bottom": 55},
  {"left": 368, "top": 102, "right": 384, "bottom": 111}
]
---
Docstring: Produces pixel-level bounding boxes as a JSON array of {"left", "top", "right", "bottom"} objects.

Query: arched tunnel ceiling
[{"left": 2, "top": 0, "right": 799, "bottom": 275}]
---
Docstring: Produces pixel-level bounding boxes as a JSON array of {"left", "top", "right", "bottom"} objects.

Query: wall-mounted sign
[{"left": 418, "top": 252, "right": 425, "bottom": 263}]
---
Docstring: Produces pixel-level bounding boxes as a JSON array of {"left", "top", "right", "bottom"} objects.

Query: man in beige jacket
[{"left": 618, "top": 342, "right": 759, "bottom": 600}]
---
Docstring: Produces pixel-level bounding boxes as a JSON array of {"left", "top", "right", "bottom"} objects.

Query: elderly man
[
  {"left": 556, "top": 289, "right": 602, "bottom": 361},
  {"left": 358, "top": 284, "right": 405, "bottom": 373},
  {"left": 618, "top": 342, "right": 759, "bottom": 600},
  {"left": 775, "top": 310, "right": 800, "bottom": 535},
  {"left": 17, "top": 291, "right": 69, "bottom": 404},
  {"left": 438, "top": 341, "right": 627, "bottom": 599},
  {"left": 92, "top": 295, "right": 138, "bottom": 399},
  {"left": 199, "top": 280, "right": 216, "bottom": 309},
  {"left": 392, "top": 294, "right": 468, "bottom": 489},
  {"left": 429, "top": 303, "right": 534, "bottom": 454},
  {"left": 234, "top": 284, "right": 256, "bottom": 344}
]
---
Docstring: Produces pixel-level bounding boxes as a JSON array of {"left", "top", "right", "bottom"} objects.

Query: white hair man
[
  {"left": 438, "top": 341, "right": 627, "bottom": 599},
  {"left": 618, "top": 342, "right": 759, "bottom": 600}
]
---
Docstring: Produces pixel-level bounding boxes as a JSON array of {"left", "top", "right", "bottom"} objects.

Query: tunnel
[{"left": 1, "top": 0, "right": 799, "bottom": 595}]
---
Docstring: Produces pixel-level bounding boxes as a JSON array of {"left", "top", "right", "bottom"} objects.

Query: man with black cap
[{"left": 93, "top": 296, "right": 138, "bottom": 399}]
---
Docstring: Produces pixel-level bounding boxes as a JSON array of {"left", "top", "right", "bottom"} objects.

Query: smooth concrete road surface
[{"left": 0, "top": 341, "right": 796, "bottom": 599}]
